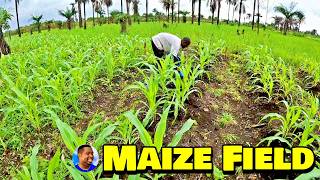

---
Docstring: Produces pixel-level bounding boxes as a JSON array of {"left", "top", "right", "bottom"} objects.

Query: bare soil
[{"left": 162, "top": 59, "right": 282, "bottom": 180}]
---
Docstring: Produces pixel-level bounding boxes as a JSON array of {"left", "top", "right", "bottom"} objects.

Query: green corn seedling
[
  {"left": 15, "top": 145, "right": 63, "bottom": 180},
  {"left": 45, "top": 109, "right": 117, "bottom": 153},
  {"left": 252, "top": 65, "right": 276, "bottom": 102},
  {"left": 124, "top": 106, "right": 195, "bottom": 180},
  {"left": 171, "top": 61, "right": 204, "bottom": 121},
  {"left": 259, "top": 101, "right": 304, "bottom": 147}
]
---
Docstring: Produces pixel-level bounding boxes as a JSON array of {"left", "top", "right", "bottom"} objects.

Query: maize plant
[
  {"left": 274, "top": 62, "right": 300, "bottom": 102},
  {"left": 44, "top": 110, "right": 120, "bottom": 179},
  {"left": 251, "top": 65, "right": 276, "bottom": 103},
  {"left": 259, "top": 101, "right": 305, "bottom": 147},
  {"left": 296, "top": 97, "right": 320, "bottom": 147},
  {"left": 125, "top": 68, "right": 164, "bottom": 127},
  {"left": 15, "top": 145, "right": 64, "bottom": 180},
  {"left": 302, "top": 62, "right": 320, "bottom": 89},
  {"left": 198, "top": 41, "right": 213, "bottom": 72},
  {"left": 244, "top": 46, "right": 274, "bottom": 75},
  {"left": 0, "top": 33, "right": 148, "bottom": 151},
  {"left": 1, "top": 72, "right": 42, "bottom": 132},
  {"left": 142, "top": 56, "right": 176, "bottom": 96},
  {"left": 124, "top": 106, "right": 196, "bottom": 180},
  {"left": 98, "top": 47, "right": 117, "bottom": 85},
  {"left": 171, "top": 62, "right": 204, "bottom": 121},
  {"left": 296, "top": 116, "right": 318, "bottom": 147},
  {"left": 115, "top": 114, "right": 139, "bottom": 144}
]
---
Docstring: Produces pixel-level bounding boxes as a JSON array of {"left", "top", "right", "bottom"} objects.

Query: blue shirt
[{"left": 75, "top": 164, "right": 96, "bottom": 172}]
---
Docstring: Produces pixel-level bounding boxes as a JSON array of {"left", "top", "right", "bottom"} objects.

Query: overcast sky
[{"left": 1, "top": 0, "right": 319, "bottom": 32}]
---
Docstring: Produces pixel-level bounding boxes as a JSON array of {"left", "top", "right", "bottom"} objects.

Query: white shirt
[{"left": 152, "top": 33, "right": 181, "bottom": 57}]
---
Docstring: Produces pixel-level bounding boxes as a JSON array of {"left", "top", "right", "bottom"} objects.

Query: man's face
[
  {"left": 181, "top": 41, "right": 190, "bottom": 49},
  {"left": 79, "top": 147, "right": 93, "bottom": 167}
]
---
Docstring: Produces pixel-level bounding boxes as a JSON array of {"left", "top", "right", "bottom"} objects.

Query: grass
[
  {"left": 209, "top": 88, "right": 225, "bottom": 97},
  {"left": 218, "top": 112, "right": 236, "bottom": 128},
  {"left": 7, "top": 23, "right": 320, "bottom": 64},
  {"left": 223, "top": 133, "right": 240, "bottom": 143}
]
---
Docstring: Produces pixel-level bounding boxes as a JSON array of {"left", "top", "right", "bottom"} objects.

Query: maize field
[{"left": 0, "top": 23, "right": 319, "bottom": 179}]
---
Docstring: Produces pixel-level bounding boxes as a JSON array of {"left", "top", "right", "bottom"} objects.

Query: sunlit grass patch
[{"left": 218, "top": 112, "right": 237, "bottom": 128}]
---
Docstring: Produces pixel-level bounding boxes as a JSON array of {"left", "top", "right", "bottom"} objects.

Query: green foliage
[
  {"left": 0, "top": 8, "right": 12, "bottom": 29},
  {"left": 295, "top": 167, "right": 320, "bottom": 180},
  {"left": 45, "top": 109, "right": 117, "bottom": 153},
  {"left": 16, "top": 145, "right": 63, "bottom": 180},
  {"left": 207, "top": 166, "right": 226, "bottom": 179},
  {"left": 58, "top": 7, "right": 76, "bottom": 20},
  {"left": 218, "top": 112, "right": 236, "bottom": 128},
  {"left": 124, "top": 106, "right": 196, "bottom": 150},
  {"left": 223, "top": 133, "right": 240, "bottom": 143},
  {"left": 32, "top": 15, "right": 43, "bottom": 24}
]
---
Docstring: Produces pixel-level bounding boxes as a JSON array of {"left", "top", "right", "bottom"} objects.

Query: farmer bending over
[{"left": 151, "top": 33, "right": 191, "bottom": 78}]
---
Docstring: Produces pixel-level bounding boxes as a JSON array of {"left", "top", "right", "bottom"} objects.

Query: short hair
[
  {"left": 78, "top": 144, "right": 92, "bottom": 154},
  {"left": 182, "top": 37, "right": 191, "bottom": 45}
]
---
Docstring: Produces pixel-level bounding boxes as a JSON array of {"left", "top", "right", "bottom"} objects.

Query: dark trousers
[
  {"left": 151, "top": 40, "right": 164, "bottom": 58},
  {"left": 151, "top": 40, "right": 183, "bottom": 79}
]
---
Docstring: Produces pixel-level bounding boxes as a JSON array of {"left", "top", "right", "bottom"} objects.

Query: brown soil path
[{"left": 164, "top": 58, "right": 280, "bottom": 179}]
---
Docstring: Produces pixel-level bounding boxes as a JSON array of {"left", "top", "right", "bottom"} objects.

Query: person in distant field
[
  {"left": 151, "top": 33, "right": 191, "bottom": 78},
  {"left": 75, "top": 145, "right": 96, "bottom": 172}
]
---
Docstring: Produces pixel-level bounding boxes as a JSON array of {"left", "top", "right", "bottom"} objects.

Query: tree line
[
  {"left": 0, "top": 0, "right": 316, "bottom": 57},
  {"left": 3, "top": 0, "right": 309, "bottom": 34}
]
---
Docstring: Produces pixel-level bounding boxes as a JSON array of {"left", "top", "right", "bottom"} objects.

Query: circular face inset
[{"left": 72, "top": 145, "right": 99, "bottom": 172}]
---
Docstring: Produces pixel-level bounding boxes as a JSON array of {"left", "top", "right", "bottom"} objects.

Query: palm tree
[
  {"left": 179, "top": 10, "right": 189, "bottom": 23},
  {"left": 160, "top": 0, "right": 171, "bottom": 22},
  {"left": 32, "top": 15, "right": 43, "bottom": 33},
  {"left": 177, "top": 0, "right": 180, "bottom": 22},
  {"left": 104, "top": 0, "right": 113, "bottom": 24},
  {"left": 132, "top": 0, "right": 140, "bottom": 23},
  {"left": 236, "top": 0, "right": 246, "bottom": 27},
  {"left": 216, "top": 0, "right": 222, "bottom": 25},
  {"left": 274, "top": 3, "right": 304, "bottom": 35},
  {"left": 153, "top": 8, "right": 164, "bottom": 22},
  {"left": 70, "top": 2, "right": 77, "bottom": 23},
  {"left": 6, "top": 0, "right": 22, "bottom": 37},
  {"left": 296, "top": 12, "right": 305, "bottom": 32},
  {"left": 0, "top": 8, "right": 12, "bottom": 57},
  {"left": 59, "top": 7, "right": 76, "bottom": 30},
  {"left": 94, "top": 0, "right": 102, "bottom": 24},
  {"left": 83, "top": 0, "right": 89, "bottom": 29},
  {"left": 171, "top": 0, "right": 174, "bottom": 23},
  {"left": 265, "top": 0, "right": 269, "bottom": 25},
  {"left": 45, "top": 20, "right": 53, "bottom": 31},
  {"left": 96, "top": 6, "right": 105, "bottom": 25},
  {"left": 91, "top": 0, "right": 96, "bottom": 26},
  {"left": 56, "top": 21, "right": 63, "bottom": 29},
  {"left": 226, "top": 0, "right": 233, "bottom": 24},
  {"left": 13, "top": 0, "right": 21, "bottom": 37},
  {"left": 198, "top": 0, "right": 201, "bottom": 25},
  {"left": 252, "top": 0, "right": 256, "bottom": 30},
  {"left": 126, "top": 0, "right": 132, "bottom": 25},
  {"left": 231, "top": 0, "right": 237, "bottom": 22},
  {"left": 257, "top": 0, "right": 260, "bottom": 33},
  {"left": 272, "top": 16, "right": 283, "bottom": 30},
  {"left": 246, "top": 13, "right": 251, "bottom": 21},
  {"left": 191, "top": 0, "right": 197, "bottom": 24},
  {"left": 146, "top": 0, "right": 148, "bottom": 22},
  {"left": 272, "top": 16, "right": 282, "bottom": 29},
  {"left": 75, "top": 0, "right": 83, "bottom": 27},
  {"left": 121, "top": 0, "right": 124, "bottom": 13},
  {"left": 208, "top": 0, "right": 217, "bottom": 24}
]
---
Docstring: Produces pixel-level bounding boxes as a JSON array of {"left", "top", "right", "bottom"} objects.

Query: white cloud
[{"left": 1, "top": 0, "right": 319, "bottom": 32}]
